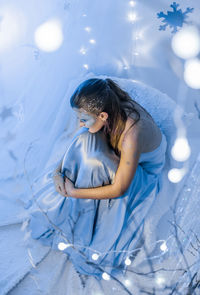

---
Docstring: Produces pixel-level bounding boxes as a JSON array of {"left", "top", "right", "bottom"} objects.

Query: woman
[
  {"left": 28, "top": 78, "right": 167, "bottom": 281},
  {"left": 54, "top": 78, "right": 164, "bottom": 200}
]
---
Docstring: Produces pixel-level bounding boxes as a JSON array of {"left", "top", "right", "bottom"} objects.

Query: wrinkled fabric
[{"left": 26, "top": 126, "right": 167, "bottom": 280}]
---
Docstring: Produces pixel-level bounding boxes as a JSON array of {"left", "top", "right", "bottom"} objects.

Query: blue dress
[{"left": 26, "top": 126, "right": 167, "bottom": 280}]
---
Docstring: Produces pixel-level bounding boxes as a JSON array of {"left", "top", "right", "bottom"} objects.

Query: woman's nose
[{"left": 80, "top": 122, "right": 85, "bottom": 127}]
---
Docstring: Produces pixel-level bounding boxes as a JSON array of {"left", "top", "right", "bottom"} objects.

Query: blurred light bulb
[
  {"left": 168, "top": 168, "right": 185, "bottom": 183},
  {"left": 128, "top": 12, "right": 137, "bottom": 22},
  {"left": 34, "top": 19, "right": 63, "bottom": 52},
  {"left": 160, "top": 242, "right": 168, "bottom": 252},
  {"left": 125, "top": 257, "right": 132, "bottom": 265},
  {"left": 85, "top": 26, "right": 91, "bottom": 32},
  {"left": 102, "top": 272, "right": 110, "bottom": 280},
  {"left": 89, "top": 39, "right": 96, "bottom": 44},
  {"left": 171, "top": 26, "right": 200, "bottom": 59},
  {"left": 92, "top": 253, "right": 99, "bottom": 260},
  {"left": 184, "top": 58, "right": 200, "bottom": 89},
  {"left": 155, "top": 276, "right": 165, "bottom": 286},
  {"left": 124, "top": 279, "right": 132, "bottom": 287},
  {"left": 83, "top": 64, "right": 89, "bottom": 69},
  {"left": 129, "top": 1, "right": 136, "bottom": 7},
  {"left": 80, "top": 46, "right": 87, "bottom": 55},
  {"left": 171, "top": 137, "right": 191, "bottom": 161},
  {"left": 58, "top": 242, "right": 71, "bottom": 250}
]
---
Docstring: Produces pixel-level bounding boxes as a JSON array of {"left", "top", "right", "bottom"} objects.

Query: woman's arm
[{"left": 64, "top": 129, "right": 141, "bottom": 200}]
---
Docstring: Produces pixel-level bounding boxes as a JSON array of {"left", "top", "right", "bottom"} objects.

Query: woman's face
[{"left": 73, "top": 108, "right": 106, "bottom": 133}]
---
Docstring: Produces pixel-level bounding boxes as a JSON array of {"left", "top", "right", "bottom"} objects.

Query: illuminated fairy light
[
  {"left": 124, "top": 279, "right": 132, "bottom": 287},
  {"left": 129, "top": 1, "right": 136, "bottom": 7},
  {"left": 102, "top": 272, "right": 110, "bottom": 280},
  {"left": 82, "top": 14, "right": 87, "bottom": 17},
  {"left": 184, "top": 58, "right": 200, "bottom": 89},
  {"left": 79, "top": 46, "right": 87, "bottom": 55},
  {"left": 168, "top": 168, "right": 185, "bottom": 183},
  {"left": 58, "top": 242, "right": 72, "bottom": 250},
  {"left": 171, "top": 137, "right": 191, "bottom": 161},
  {"left": 34, "top": 19, "right": 63, "bottom": 52},
  {"left": 133, "top": 52, "right": 139, "bottom": 56},
  {"left": 160, "top": 242, "right": 168, "bottom": 252},
  {"left": 89, "top": 39, "right": 96, "bottom": 44},
  {"left": 171, "top": 26, "right": 200, "bottom": 59},
  {"left": 85, "top": 26, "right": 91, "bottom": 32},
  {"left": 128, "top": 12, "right": 137, "bottom": 23},
  {"left": 92, "top": 253, "right": 100, "bottom": 260},
  {"left": 125, "top": 257, "right": 132, "bottom": 265},
  {"left": 155, "top": 275, "right": 165, "bottom": 286},
  {"left": 83, "top": 64, "right": 89, "bottom": 70}
]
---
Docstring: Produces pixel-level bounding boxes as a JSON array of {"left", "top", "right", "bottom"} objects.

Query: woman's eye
[{"left": 80, "top": 119, "right": 87, "bottom": 123}]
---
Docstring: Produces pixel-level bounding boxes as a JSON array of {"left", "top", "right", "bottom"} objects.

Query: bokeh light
[
  {"left": 168, "top": 168, "right": 185, "bottom": 183},
  {"left": 58, "top": 242, "right": 71, "bottom": 250},
  {"left": 102, "top": 272, "right": 110, "bottom": 280},
  {"left": 171, "top": 26, "right": 200, "bottom": 59},
  {"left": 171, "top": 137, "right": 191, "bottom": 162},
  {"left": 34, "top": 19, "right": 63, "bottom": 52},
  {"left": 184, "top": 58, "right": 200, "bottom": 89}
]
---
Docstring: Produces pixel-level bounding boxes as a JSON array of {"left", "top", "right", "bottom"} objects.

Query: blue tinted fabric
[{"left": 26, "top": 126, "right": 167, "bottom": 280}]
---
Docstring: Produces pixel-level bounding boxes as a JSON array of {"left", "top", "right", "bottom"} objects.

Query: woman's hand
[
  {"left": 64, "top": 176, "right": 75, "bottom": 196},
  {"left": 53, "top": 175, "right": 68, "bottom": 197}
]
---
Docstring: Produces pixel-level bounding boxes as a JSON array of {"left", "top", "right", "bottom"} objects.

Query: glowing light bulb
[
  {"left": 129, "top": 1, "right": 136, "bottom": 7},
  {"left": 128, "top": 12, "right": 137, "bottom": 22},
  {"left": 92, "top": 253, "right": 99, "bottom": 260},
  {"left": 168, "top": 168, "right": 185, "bottom": 183},
  {"left": 125, "top": 257, "right": 132, "bottom": 265},
  {"left": 160, "top": 242, "right": 168, "bottom": 252},
  {"left": 184, "top": 58, "right": 200, "bottom": 89},
  {"left": 34, "top": 19, "right": 63, "bottom": 52},
  {"left": 171, "top": 137, "right": 191, "bottom": 161},
  {"left": 83, "top": 64, "right": 89, "bottom": 69},
  {"left": 79, "top": 46, "right": 87, "bottom": 55},
  {"left": 124, "top": 279, "right": 132, "bottom": 287},
  {"left": 89, "top": 39, "right": 96, "bottom": 44},
  {"left": 102, "top": 272, "right": 110, "bottom": 280},
  {"left": 58, "top": 242, "right": 71, "bottom": 250},
  {"left": 155, "top": 276, "right": 165, "bottom": 286},
  {"left": 171, "top": 26, "right": 200, "bottom": 59},
  {"left": 85, "top": 26, "right": 91, "bottom": 32}
]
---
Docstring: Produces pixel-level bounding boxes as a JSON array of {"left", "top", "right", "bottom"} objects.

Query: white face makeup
[{"left": 73, "top": 108, "right": 97, "bottom": 128}]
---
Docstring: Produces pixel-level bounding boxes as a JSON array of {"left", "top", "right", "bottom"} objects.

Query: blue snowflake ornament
[{"left": 157, "top": 2, "right": 194, "bottom": 33}]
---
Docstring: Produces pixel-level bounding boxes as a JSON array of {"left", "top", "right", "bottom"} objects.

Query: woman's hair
[{"left": 70, "top": 78, "right": 144, "bottom": 156}]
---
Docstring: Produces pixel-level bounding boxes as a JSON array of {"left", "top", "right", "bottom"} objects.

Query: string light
[
  {"left": 128, "top": 12, "right": 137, "bottom": 23},
  {"left": 83, "top": 64, "right": 89, "bottom": 69},
  {"left": 102, "top": 272, "right": 110, "bottom": 280},
  {"left": 92, "top": 253, "right": 100, "bottom": 260},
  {"left": 129, "top": 1, "right": 136, "bottom": 7},
  {"left": 85, "top": 26, "right": 91, "bottom": 32},
  {"left": 171, "top": 136, "right": 191, "bottom": 161},
  {"left": 160, "top": 242, "right": 168, "bottom": 252},
  {"left": 89, "top": 39, "right": 96, "bottom": 44},
  {"left": 125, "top": 257, "right": 132, "bottom": 265},
  {"left": 58, "top": 242, "right": 72, "bottom": 250},
  {"left": 168, "top": 168, "right": 185, "bottom": 183},
  {"left": 184, "top": 58, "right": 200, "bottom": 89},
  {"left": 124, "top": 279, "right": 132, "bottom": 287},
  {"left": 79, "top": 46, "right": 87, "bottom": 55},
  {"left": 155, "top": 275, "right": 165, "bottom": 286}
]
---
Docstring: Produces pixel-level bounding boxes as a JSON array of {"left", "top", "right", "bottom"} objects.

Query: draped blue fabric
[{"left": 26, "top": 126, "right": 167, "bottom": 280}]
